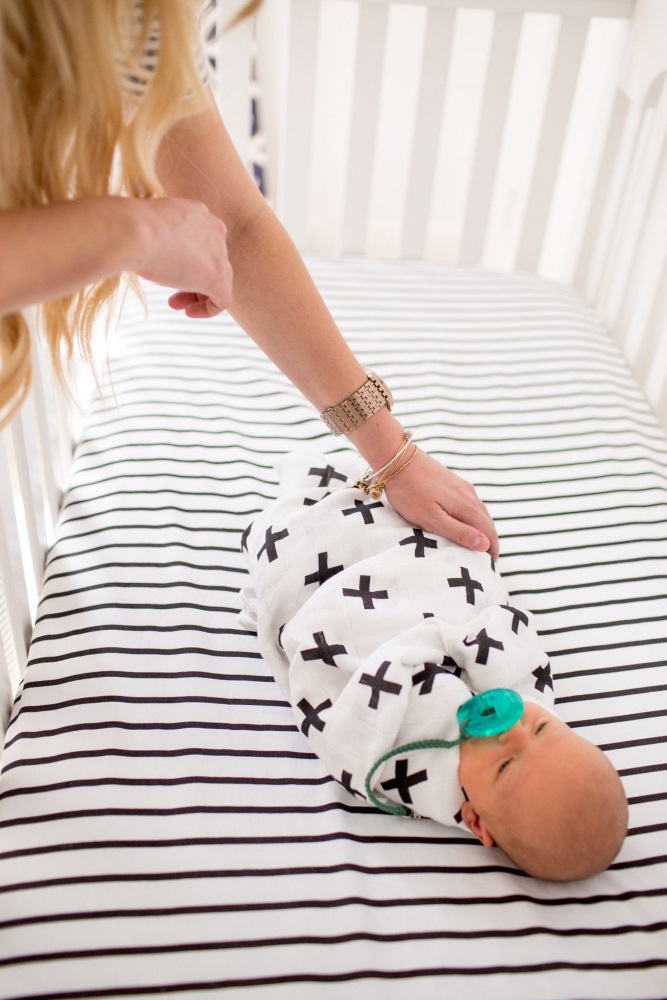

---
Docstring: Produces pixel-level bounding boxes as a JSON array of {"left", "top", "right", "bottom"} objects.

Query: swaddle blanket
[{"left": 241, "top": 452, "right": 555, "bottom": 825}]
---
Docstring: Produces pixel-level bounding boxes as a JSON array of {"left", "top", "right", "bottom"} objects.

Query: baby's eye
[
  {"left": 498, "top": 758, "right": 512, "bottom": 775},
  {"left": 535, "top": 721, "right": 549, "bottom": 735}
]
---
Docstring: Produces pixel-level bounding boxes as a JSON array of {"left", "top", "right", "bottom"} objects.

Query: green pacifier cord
[
  {"left": 364, "top": 688, "right": 524, "bottom": 817},
  {"left": 365, "top": 736, "right": 467, "bottom": 816}
]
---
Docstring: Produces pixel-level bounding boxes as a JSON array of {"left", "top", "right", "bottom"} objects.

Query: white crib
[{"left": 1, "top": 1, "right": 666, "bottom": 997}]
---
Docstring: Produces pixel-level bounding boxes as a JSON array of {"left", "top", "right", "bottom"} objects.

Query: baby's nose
[{"left": 498, "top": 719, "right": 529, "bottom": 748}]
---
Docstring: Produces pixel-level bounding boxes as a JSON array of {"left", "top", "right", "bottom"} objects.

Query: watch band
[{"left": 320, "top": 368, "right": 393, "bottom": 436}]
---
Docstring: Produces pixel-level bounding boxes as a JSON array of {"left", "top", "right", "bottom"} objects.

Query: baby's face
[
  {"left": 458, "top": 701, "right": 583, "bottom": 816},
  {"left": 457, "top": 699, "right": 628, "bottom": 879}
]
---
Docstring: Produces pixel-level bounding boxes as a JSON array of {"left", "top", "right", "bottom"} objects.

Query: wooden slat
[
  {"left": 341, "top": 2, "right": 390, "bottom": 254},
  {"left": 327, "top": 0, "right": 633, "bottom": 17},
  {"left": 515, "top": 14, "right": 589, "bottom": 271},
  {"left": 634, "top": 244, "right": 667, "bottom": 409},
  {"left": 458, "top": 10, "right": 523, "bottom": 265},
  {"left": 574, "top": 91, "right": 628, "bottom": 298},
  {"left": 599, "top": 79, "right": 667, "bottom": 331},
  {"left": 0, "top": 434, "right": 31, "bottom": 681},
  {"left": 616, "top": 123, "right": 667, "bottom": 367},
  {"left": 276, "top": 0, "right": 321, "bottom": 248},
  {"left": 215, "top": 7, "right": 253, "bottom": 162},
  {"left": 6, "top": 416, "right": 43, "bottom": 594},
  {"left": 651, "top": 265, "right": 667, "bottom": 432},
  {"left": 29, "top": 338, "right": 62, "bottom": 539},
  {"left": 400, "top": 6, "right": 456, "bottom": 259},
  {"left": 0, "top": 592, "right": 17, "bottom": 734}
]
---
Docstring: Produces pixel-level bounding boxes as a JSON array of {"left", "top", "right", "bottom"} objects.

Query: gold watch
[{"left": 320, "top": 369, "right": 393, "bottom": 436}]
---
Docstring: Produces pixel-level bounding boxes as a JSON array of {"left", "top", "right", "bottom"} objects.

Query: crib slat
[
  {"left": 598, "top": 79, "right": 667, "bottom": 333},
  {"left": 0, "top": 435, "right": 31, "bottom": 682},
  {"left": 29, "top": 338, "right": 62, "bottom": 539},
  {"left": 459, "top": 10, "right": 522, "bottom": 265},
  {"left": 400, "top": 6, "right": 456, "bottom": 260},
  {"left": 634, "top": 246, "right": 667, "bottom": 405},
  {"left": 341, "top": 2, "right": 390, "bottom": 254},
  {"left": 215, "top": 5, "right": 253, "bottom": 164},
  {"left": 574, "top": 91, "right": 628, "bottom": 300},
  {"left": 616, "top": 117, "right": 667, "bottom": 371},
  {"left": 276, "top": 0, "right": 321, "bottom": 248},
  {"left": 6, "top": 417, "right": 43, "bottom": 595},
  {"left": 328, "top": 0, "right": 633, "bottom": 16},
  {"left": 515, "top": 13, "right": 589, "bottom": 271}
]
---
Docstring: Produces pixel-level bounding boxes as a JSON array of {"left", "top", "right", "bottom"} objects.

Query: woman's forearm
[
  {"left": 225, "top": 200, "right": 406, "bottom": 469},
  {"left": 0, "top": 194, "right": 233, "bottom": 319},
  {"left": 0, "top": 199, "right": 143, "bottom": 316},
  {"left": 156, "top": 97, "right": 406, "bottom": 468}
]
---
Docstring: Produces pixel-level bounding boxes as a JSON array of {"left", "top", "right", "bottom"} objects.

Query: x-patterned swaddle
[{"left": 241, "top": 452, "right": 555, "bottom": 824}]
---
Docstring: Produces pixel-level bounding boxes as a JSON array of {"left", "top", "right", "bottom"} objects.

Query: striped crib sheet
[{"left": 0, "top": 257, "right": 666, "bottom": 999}]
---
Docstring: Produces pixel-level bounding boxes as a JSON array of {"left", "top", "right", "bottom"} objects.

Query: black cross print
[
  {"left": 533, "top": 663, "right": 554, "bottom": 693},
  {"left": 399, "top": 528, "right": 438, "bottom": 558},
  {"left": 500, "top": 604, "right": 529, "bottom": 634},
  {"left": 343, "top": 575, "right": 389, "bottom": 610},
  {"left": 301, "top": 630, "right": 348, "bottom": 667},
  {"left": 240, "top": 523, "right": 252, "bottom": 552},
  {"left": 304, "top": 551, "right": 344, "bottom": 587},
  {"left": 257, "top": 525, "right": 289, "bottom": 563},
  {"left": 340, "top": 770, "right": 365, "bottom": 800},
  {"left": 359, "top": 660, "right": 402, "bottom": 709},
  {"left": 381, "top": 759, "right": 428, "bottom": 804},
  {"left": 412, "top": 656, "right": 459, "bottom": 694},
  {"left": 342, "top": 498, "right": 384, "bottom": 524},
  {"left": 463, "top": 627, "right": 504, "bottom": 665},
  {"left": 303, "top": 492, "right": 331, "bottom": 507},
  {"left": 309, "top": 464, "right": 347, "bottom": 488},
  {"left": 297, "top": 697, "right": 332, "bottom": 736},
  {"left": 447, "top": 566, "right": 484, "bottom": 605}
]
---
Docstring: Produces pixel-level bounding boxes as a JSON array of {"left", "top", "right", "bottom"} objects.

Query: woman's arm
[
  {"left": 0, "top": 195, "right": 233, "bottom": 318},
  {"left": 158, "top": 93, "right": 500, "bottom": 558}
]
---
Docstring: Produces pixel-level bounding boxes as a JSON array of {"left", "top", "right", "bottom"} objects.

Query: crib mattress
[{"left": 1, "top": 257, "right": 666, "bottom": 999}]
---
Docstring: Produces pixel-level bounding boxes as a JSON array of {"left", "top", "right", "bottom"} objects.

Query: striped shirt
[{"left": 116, "top": 0, "right": 209, "bottom": 99}]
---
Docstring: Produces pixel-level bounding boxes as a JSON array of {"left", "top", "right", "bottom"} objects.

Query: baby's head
[{"left": 458, "top": 701, "right": 628, "bottom": 881}]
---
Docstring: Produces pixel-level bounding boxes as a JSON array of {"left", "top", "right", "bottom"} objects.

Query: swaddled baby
[{"left": 240, "top": 452, "right": 627, "bottom": 881}]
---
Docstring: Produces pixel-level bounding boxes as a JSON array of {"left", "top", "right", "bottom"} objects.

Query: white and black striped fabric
[{"left": 1, "top": 258, "right": 666, "bottom": 998}]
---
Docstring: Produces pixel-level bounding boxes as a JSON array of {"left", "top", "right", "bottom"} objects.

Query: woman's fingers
[
  {"left": 384, "top": 448, "right": 500, "bottom": 560},
  {"left": 135, "top": 198, "right": 233, "bottom": 315}
]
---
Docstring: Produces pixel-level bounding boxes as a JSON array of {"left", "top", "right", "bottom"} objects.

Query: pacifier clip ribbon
[{"left": 364, "top": 688, "right": 524, "bottom": 817}]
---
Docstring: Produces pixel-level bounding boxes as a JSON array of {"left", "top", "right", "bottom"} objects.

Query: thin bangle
[
  {"left": 369, "top": 432, "right": 413, "bottom": 479},
  {"left": 356, "top": 442, "right": 418, "bottom": 500}
]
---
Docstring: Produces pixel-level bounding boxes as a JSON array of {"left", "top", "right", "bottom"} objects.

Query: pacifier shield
[{"left": 457, "top": 688, "right": 524, "bottom": 739}]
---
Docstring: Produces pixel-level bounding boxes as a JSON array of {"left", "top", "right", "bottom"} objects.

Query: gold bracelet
[{"left": 356, "top": 438, "right": 418, "bottom": 500}]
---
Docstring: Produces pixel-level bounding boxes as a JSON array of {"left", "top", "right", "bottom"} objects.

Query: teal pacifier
[
  {"left": 456, "top": 688, "right": 524, "bottom": 739},
  {"left": 364, "top": 687, "right": 524, "bottom": 817}
]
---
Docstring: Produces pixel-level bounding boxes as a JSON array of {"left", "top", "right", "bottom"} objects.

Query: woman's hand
[
  {"left": 132, "top": 197, "right": 233, "bottom": 318},
  {"left": 383, "top": 446, "right": 500, "bottom": 561}
]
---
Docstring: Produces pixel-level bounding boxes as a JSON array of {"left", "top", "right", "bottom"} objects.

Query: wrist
[{"left": 346, "top": 406, "right": 407, "bottom": 472}]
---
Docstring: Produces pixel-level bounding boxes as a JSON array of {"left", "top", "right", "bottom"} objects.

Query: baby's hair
[{"left": 492, "top": 751, "right": 628, "bottom": 882}]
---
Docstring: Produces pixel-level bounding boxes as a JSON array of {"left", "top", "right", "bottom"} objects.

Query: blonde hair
[{"left": 0, "top": 0, "right": 211, "bottom": 424}]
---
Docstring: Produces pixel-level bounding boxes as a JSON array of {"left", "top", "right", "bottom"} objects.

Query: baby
[{"left": 240, "top": 452, "right": 628, "bottom": 882}]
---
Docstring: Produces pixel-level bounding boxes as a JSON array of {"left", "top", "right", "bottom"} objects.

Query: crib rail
[
  {"left": 0, "top": 314, "right": 77, "bottom": 731},
  {"left": 2, "top": 0, "right": 666, "bottom": 737},
  {"left": 255, "top": 0, "right": 667, "bottom": 427}
]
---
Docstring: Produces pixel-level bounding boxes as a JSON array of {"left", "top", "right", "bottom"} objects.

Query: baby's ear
[{"left": 461, "top": 801, "right": 495, "bottom": 848}]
